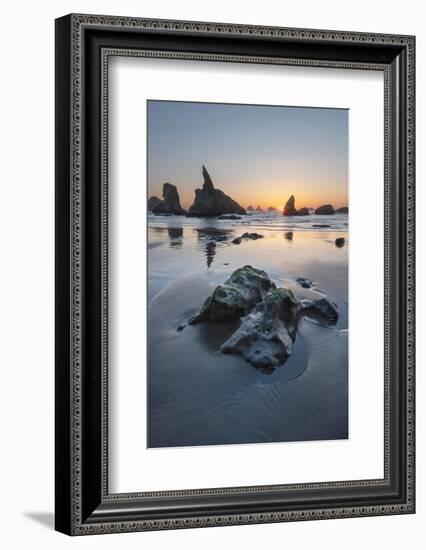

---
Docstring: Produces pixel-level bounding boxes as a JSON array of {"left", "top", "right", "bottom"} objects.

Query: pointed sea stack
[
  {"left": 152, "top": 183, "right": 187, "bottom": 215},
  {"left": 188, "top": 166, "right": 246, "bottom": 217},
  {"left": 283, "top": 195, "right": 298, "bottom": 216}
]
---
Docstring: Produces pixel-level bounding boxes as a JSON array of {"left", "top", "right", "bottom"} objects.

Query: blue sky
[{"left": 147, "top": 100, "right": 348, "bottom": 210}]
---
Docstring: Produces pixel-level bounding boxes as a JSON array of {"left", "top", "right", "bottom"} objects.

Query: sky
[{"left": 147, "top": 100, "right": 348, "bottom": 211}]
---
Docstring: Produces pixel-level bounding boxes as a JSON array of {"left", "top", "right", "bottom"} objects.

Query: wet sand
[{"left": 147, "top": 214, "right": 348, "bottom": 448}]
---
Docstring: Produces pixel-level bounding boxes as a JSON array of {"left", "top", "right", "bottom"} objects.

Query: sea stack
[
  {"left": 152, "top": 183, "right": 187, "bottom": 215},
  {"left": 298, "top": 207, "right": 310, "bottom": 216},
  {"left": 336, "top": 206, "right": 349, "bottom": 214},
  {"left": 283, "top": 195, "right": 298, "bottom": 216},
  {"left": 315, "top": 204, "right": 335, "bottom": 215},
  {"left": 147, "top": 195, "right": 162, "bottom": 212},
  {"left": 188, "top": 166, "right": 246, "bottom": 217}
]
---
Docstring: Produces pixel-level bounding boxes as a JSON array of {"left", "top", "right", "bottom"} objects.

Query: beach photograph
[{"left": 147, "top": 100, "right": 348, "bottom": 449}]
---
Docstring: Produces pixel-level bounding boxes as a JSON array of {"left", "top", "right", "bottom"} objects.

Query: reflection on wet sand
[
  {"left": 194, "top": 227, "right": 234, "bottom": 268},
  {"left": 147, "top": 217, "right": 349, "bottom": 447},
  {"left": 205, "top": 241, "right": 216, "bottom": 268},
  {"left": 167, "top": 227, "right": 183, "bottom": 248}
]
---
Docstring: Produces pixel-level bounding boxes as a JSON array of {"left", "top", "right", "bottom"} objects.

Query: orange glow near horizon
[
  {"left": 148, "top": 102, "right": 349, "bottom": 212},
  {"left": 154, "top": 177, "right": 349, "bottom": 212}
]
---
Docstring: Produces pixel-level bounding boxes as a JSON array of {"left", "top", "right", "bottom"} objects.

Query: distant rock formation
[
  {"left": 267, "top": 206, "right": 277, "bottom": 212},
  {"left": 315, "top": 204, "right": 335, "bottom": 215},
  {"left": 152, "top": 183, "right": 187, "bottom": 215},
  {"left": 255, "top": 206, "right": 263, "bottom": 212},
  {"left": 188, "top": 166, "right": 246, "bottom": 217},
  {"left": 247, "top": 205, "right": 254, "bottom": 211},
  {"left": 298, "top": 207, "right": 310, "bottom": 216},
  {"left": 336, "top": 206, "right": 349, "bottom": 214},
  {"left": 283, "top": 195, "right": 299, "bottom": 216},
  {"left": 147, "top": 195, "right": 162, "bottom": 212}
]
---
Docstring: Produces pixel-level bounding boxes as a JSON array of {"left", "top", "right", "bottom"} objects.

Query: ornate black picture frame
[{"left": 55, "top": 14, "right": 415, "bottom": 535}]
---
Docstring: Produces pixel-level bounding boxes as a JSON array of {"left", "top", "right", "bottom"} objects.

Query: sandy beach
[{"left": 147, "top": 211, "right": 348, "bottom": 448}]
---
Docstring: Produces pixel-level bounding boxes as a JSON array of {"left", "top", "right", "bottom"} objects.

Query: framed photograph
[{"left": 55, "top": 14, "right": 415, "bottom": 535}]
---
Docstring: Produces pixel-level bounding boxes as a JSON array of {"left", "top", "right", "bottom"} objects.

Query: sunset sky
[{"left": 147, "top": 100, "right": 348, "bottom": 211}]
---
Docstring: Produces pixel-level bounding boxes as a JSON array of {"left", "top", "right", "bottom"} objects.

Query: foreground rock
[
  {"left": 152, "top": 183, "right": 187, "bottom": 215},
  {"left": 221, "top": 288, "right": 297, "bottom": 367},
  {"left": 315, "top": 204, "right": 335, "bottom": 215},
  {"left": 190, "top": 266, "right": 275, "bottom": 323},
  {"left": 147, "top": 195, "right": 162, "bottom": 211},
  {"left": 336, "top": 206, "right": 348, "bottom": 214},
  {"left": 187, "top": 266, "right": 339, "bottom": 369},
  {"left": 188, "top": 166, "right": 246, "bottom": 217},
  {"left": 335, "top": 237, "right": 345, "bottom": 247},
  {"left": 232, "top": 232, "right": 264, "bottom": 245},
  {"left": 283, "top": 195, "right": 298, "bottom": 216},
  {"left": 221, "top": 291, "right": 338, "bottom": 369}
]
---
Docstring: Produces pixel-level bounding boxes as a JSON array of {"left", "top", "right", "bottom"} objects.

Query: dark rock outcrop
[
  {"left": 190, "top": 266, "right": 275, "bottom": 323},
  {"left": 147, "top": 195, "right": 162, "bottom": 212},
  {"left": 296, "top": 277, "right": 314, "bottom": 289},
  {"left": 284, "top": 231, "right": 293, "bottom": 241},
  {"left": 152, "top": 183, "right": 187, "bottom": 215},
  {"left": 221, "top": 288, "right": 298, "bottom": 368},
  {"left": 298, "top": 207, "right": 310, "bottom": 216},
  {"left": 267, "top": 206, "right": 277, "bottom": 212},
  {"left": 186, "top": 266, "right": 339, "bottom": 369},
  {"left": 283, "top": 195, "right": 299, "bottom": 216},
  {"left": 232, "top": 232, "right": 264, "bottom": 245},
  {"left": 335, "top": 237, "right": 345, "bottom": 248},
  {"left": 315, "top": 204, "right": 335, "bottom": 215},
  {"left": 188, "top": 166, "right": 246, "bottom": 217},
  {"left": 247, "top": 205, "right": 254, "bottom": 211},
  {"left": 336, "top": 206, "right": 349, "bottom": 214},
  {"left": 222, "top": 290, "right": 338, "bottom": 369},
  {"left": 255, "top": 206, "right": 263, "bottom": 212}
]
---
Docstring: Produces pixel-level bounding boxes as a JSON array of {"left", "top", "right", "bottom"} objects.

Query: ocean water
[{"left": 147, "top": 211, "right": 348, "bottom": 448}]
